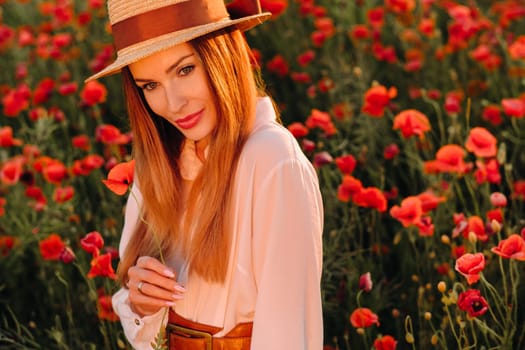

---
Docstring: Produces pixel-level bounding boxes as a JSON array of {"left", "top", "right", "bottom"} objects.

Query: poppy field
[{"left": 1, "top": 0, "right": 525, "bottom": 349}]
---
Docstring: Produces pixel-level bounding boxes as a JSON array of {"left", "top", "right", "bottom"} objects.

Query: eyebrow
[{"left": 134, "top": 53, "right": 195, "bottom": 83}]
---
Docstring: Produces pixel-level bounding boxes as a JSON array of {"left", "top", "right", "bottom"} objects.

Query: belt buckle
[{"left": 168, "top": 324, "right": 213, "bottom": 350}]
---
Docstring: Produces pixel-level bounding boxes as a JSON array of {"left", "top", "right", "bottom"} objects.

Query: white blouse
[{"left": 112, "top": 97, "right": 324, "bottom": 349}]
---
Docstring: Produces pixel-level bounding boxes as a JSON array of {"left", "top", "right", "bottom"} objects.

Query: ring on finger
[{"left": 138, "top": 281, "right": 145, "bottom": 294}]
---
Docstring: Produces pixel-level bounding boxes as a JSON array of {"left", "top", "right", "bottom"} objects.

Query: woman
[{"left": 86, "top": 0, "right": 324, "bottom": 349}]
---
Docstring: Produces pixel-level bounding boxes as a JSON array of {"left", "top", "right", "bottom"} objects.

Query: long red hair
[{"left": 117, "top": 29, "right": 263, "bottom": 284}]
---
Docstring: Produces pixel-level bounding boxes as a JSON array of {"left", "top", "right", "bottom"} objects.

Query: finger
[
  {"left": 128, "top": 266, "right": 185, "bottom": 294},
  {"left": 136, "top": 256, "right": 176, "bottom": 278},
  {"left": 135, "top": 280, "right": 184, "bottom": 302}
]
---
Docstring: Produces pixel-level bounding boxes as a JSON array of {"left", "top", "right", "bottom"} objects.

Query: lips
[{"left": 175, "top": 109, "right": 203, "bottom": 130}]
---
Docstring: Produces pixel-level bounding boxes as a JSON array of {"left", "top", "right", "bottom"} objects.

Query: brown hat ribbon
[
  {"left": 112, "top": 0, "right": 228, "bottom": 51},
  {"left": 112, "top": 0, "right": 262, "bottom": 52}
]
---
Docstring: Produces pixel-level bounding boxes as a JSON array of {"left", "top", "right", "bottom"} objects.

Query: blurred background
[{"left": 1, "top": 0, "right": 525, "bottom": 349}]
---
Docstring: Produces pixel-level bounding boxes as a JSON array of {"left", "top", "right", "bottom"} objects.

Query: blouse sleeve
[
  {"left": 111, "top": 183, "right": 169, "bottom": 349},
  {"left": 250, "top": 158, "right": 324, "bottom": 350}
]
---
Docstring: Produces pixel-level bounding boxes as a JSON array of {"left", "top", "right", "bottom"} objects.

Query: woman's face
[{"left": 129, "top": 43, "right": 217, "bottom": 145}]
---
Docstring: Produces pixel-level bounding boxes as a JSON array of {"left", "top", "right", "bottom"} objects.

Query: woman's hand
[{"left": 126, "top": 256, "right": 186, "bottom": 317}]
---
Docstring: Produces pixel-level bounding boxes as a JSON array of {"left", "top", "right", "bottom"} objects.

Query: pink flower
[{"left": 359, "top": 272, "right": 373, "bottom": 292}]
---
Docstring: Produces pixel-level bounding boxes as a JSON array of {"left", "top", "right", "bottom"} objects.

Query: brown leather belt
[{"left": 167, "top": 310, "right": 253, "bottom": 350}]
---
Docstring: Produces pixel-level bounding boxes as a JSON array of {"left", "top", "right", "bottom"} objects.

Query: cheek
[{"left": 144, "top": 93, "right": 165, "bottom": 117}]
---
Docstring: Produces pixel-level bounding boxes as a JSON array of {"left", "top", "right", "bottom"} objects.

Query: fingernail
[
  {"left": 166, "top": 301, "right": 176, "bottom": 306},
  {"left": 172, "top": 294, "right": 184, "bottom": 300},
  {"left": 163, "top": 269, "right": 175, "bottom": 278},
  {"left": 174, "top": 284, "right": 186, "bottom": 293}
]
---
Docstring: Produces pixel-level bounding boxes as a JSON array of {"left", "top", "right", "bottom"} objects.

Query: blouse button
[{"left": 134, "top": 318, "right": 140, "bottom": 326}]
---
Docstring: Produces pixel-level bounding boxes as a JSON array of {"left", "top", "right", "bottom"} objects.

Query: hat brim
[{"left": 85, "top": 12, "right": 271, "bottom": 82}]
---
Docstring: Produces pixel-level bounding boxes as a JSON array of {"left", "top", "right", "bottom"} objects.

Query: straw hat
[{"left": 85, "top": 0, "right": 271, "bottom": 81}]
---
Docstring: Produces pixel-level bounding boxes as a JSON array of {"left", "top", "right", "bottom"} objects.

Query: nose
[{"left": 164, "top": 82, "right": 188, "bottom": 114}]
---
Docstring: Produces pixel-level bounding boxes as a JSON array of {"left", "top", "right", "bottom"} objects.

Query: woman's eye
[
  {"left": 179, "top": 65, "right": 195, "bottom": 76},
  {"left": 141, "top": 82, "right": 158, "bottom": 91}
]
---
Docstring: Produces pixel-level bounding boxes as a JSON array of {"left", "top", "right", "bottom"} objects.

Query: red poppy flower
[
  {"left": 53, "top": 186, "right": 74, "bottom": 203},
  {"left": 95, "top": 124, "right": 131, "bottom": 145},
  {"left": 490, "top": 192, "right": 507, "bottom": 207},
  {"left": 0, "top": 126, "right": 23, "bottom": 147},
  {"left": 311, "top": 30, "right": 327, "bottom": 47},
  {"left": 513, "top": 180, "right": 525, "bottom": 200},
  {"left": 416, "top": 216, "right": 434, "bottom": 236},
  {"left": 102, "top": 159, "right": 135, "bottom": 195},
  {"left": 291, "top": 72, "right": 311, "bottom": 84},
  {"left": 2, "top": 84, "right": 31, "bottom": 117},
  {"left": 0, "top": 197, "right": 5, "bottom": 217},
  {"left": 416, "top": 191, "right": 446, "bottom": 213},
  {"left": 457, "top": 289, "right": 489, "bottom": 318},
  {"left": 373, "top": 334, "right": 398, "bottom": 350},
  {"left": 39, "top": 233, "right": 66, "bottom": 261},
  {"left": 353, "top": 187, "right": 387, "bottom": 212},
  {"left": 0, "top": 235, "right": 18, "bottom": 256},
  {"left": 468, "top": 215, "right": 488, "bottom": 242},
  {"left": 491, "top": 234, "right": 525, "bottom": 260},
  {"left": 72, "top": 160, "right": 90, "bottom": 176},
  {"left": 317, "top": 77, "right": 335, "bottom": 93},
  {"left": 305, "top": 109, "right": 336, "bottom": 136},
  {"left": 486, "top": 208, "right": 503, "bottom": 225},
  {"left": 474, "top": 159, "right": 501, "bottom": 185},
  {"left": 371, "top": 43, "right": 398, "bottom": 63},
  {"left": 57, "top": 82, "right": 78, "bottom": 96},
  {"left": 359, "top": 272, "right": 373, "bottom": 292},
  {"left": 42, "top": 160, "right": 68, "bottom": 185},
  {"left": 337, "top": 175, "right": 363, "bottom": 202},
  {"left": 383, "top": 143, "right": 400, "bottom": 160},
  {"left": 436, "top": 262, "right": 450, "bottom": 275},
  {"left": 349, "top": 24, "right": 370, "bottom": 40},
  {"left": 418, "top": 18, "right": 435, "bottom": 37},
  {"left": 423, "top": 144, "right": 470, "bottom": 174},
  {"left": 81, "top": 231, "right": 104, "bottom": 256},
  {"left": 297, "top": 50, "right": 315, "bottom": 67},
  {"left": 98, "top": 294, "right": 119, "bottom": 321},
  {"left": 335, "top": 154, "right": 357, "bottom": 175},
  {"left": 509, "top": 35, "right": 525, "bottom": 60},
  {"left": 83, "top": 154, "right": 105, "bottom": 171},
  {"left": 32, "top": 78, "right": 55, "bottom": 105},
  {"left": 465, "top": 127, "right": 497, "bottom": 158},
  {"left": 266, "top": 54, "right": 289, "bottom": 77},
  {"left": 0, "top": 156, "right": 25, "bottom": 185},
  {"left": 349, "top": 307, "right": 380, "bottom": 328},
  {"left": 392, "top": 109, "right": 431, "bottom": 138},
  {"left": 481, "top": 105, "right": 503, "bottom": 126},
  {"left": 390, "top": 196, "right": 422, "bottom": 227},
  {"left": 455, "top": 252, "right": 485, "bottom": 284},
  {"left": 362, "top": 85, "right": 397, "bottom": 117},
  {"left": 88, "top": 0, "right": 104, "bottom": 10},
  {"left": 386, "top": 0, "right": 415, "bottom": 13},
  {"left": 444, "top": 90, "right": 463, "bottom": 114},
  {"left": 80, "top": 80, "right": 107, "bottom": 106},
  {"left": 314, "top": 17, "right": 335, "bottom": 38},
  {"left": 25, "top": 186, "right": 46, "bottom": 203},
  {"left": 87, "top": 253, "right": 117, "bottom": 279},
  {"left": 72, "top": 135, "right": 91, "bottom": 151},
  {"left": 259, "top": 0, "right": 288, "bottom": 18},
  {"left": 313, "top": 151, "right": 333, "bottom": 168},
  {"left": 60, "top": 247, "right": 76, "bottom": 264},
  {"left": 367, "top": 7, "right": 385, "bottom": 28},
  {"left": 287, "top": 122, "right": 309, "bottom": 138},
  {"left": 502, "top": 98, "right": 525, "bottom": 118}
]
